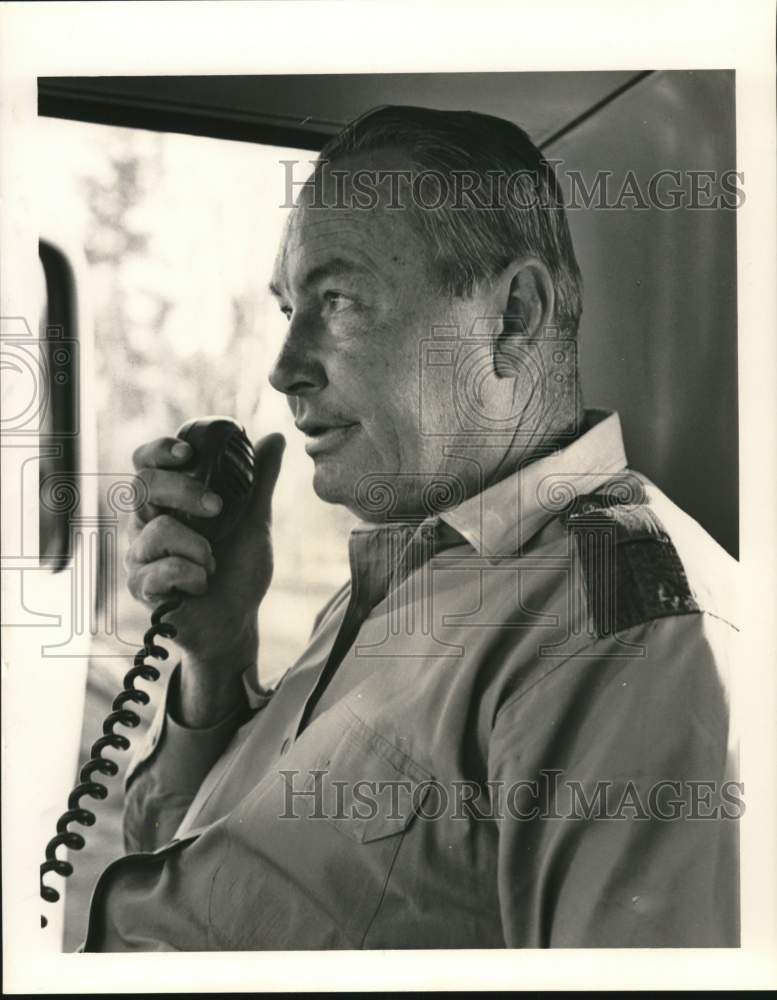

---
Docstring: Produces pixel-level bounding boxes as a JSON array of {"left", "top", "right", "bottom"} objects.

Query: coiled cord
[{"left": 40, "top": 596, "right": 181, "bottom": 928}]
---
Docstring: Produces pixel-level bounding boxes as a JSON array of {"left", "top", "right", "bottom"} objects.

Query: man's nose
[{"left": 268, "top": 319, "right": 327, "bottom": 396}]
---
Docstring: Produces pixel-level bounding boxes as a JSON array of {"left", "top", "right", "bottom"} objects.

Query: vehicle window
[
  {"left": 38, "top": 117, "right": 354, "bottom": 949},
  {"left": 38, "top": 116, "right": 354, "bottom": 679}
]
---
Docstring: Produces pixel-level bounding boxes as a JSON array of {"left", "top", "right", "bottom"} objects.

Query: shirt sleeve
[
  {"left": 488, "top": 611, "right": 740, "bottom": 948},
  {"left": 123, "top": 663, "right": 268, "bottom": 853}
]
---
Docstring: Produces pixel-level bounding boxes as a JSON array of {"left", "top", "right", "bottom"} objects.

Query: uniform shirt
[{"left": 82, "top": 410, "right": 739, "bottom": 951}]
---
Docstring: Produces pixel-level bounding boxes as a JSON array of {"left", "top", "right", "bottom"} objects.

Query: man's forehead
[
  {"left": 271, "top": 166, "right": 428, "bottom": 293},
  {"left": 272, "top": 207, "right": 383, "bottom": 288},
  {"left": 290, "top": 145, "right": 430, "bottom": 221}
]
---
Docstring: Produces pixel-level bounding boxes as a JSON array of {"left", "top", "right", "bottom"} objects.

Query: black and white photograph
[{"left": 1, "top": 1, "right": 775, "bottom": 993}]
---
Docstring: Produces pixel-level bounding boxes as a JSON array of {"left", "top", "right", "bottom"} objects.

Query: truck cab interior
[{"left": 27, "top": 69, "right": 737, "bottom": 949}]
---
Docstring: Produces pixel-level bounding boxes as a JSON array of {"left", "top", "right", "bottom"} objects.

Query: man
[{"left": 84, "top": 106, "right": 739, "bottom": 950}]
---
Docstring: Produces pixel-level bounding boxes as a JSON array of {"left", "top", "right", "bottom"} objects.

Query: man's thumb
[{"left": 248, "top": 432, "right": 286, "bottom": 523}]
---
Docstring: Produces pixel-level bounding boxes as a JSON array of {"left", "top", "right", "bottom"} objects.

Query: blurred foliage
[
  {"left": 79, "top": 128, "right": 353, "bottom": 603},
  {"left": 81, "top": 134, "right": 260, "bottom": 463}
]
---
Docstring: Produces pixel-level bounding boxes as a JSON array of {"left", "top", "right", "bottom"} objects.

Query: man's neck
[{"left": 481, "top": 404, "right": 587, "bottom": 495}]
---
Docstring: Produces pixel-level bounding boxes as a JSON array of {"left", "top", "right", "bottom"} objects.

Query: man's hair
[{"left": 317, "top": 105, "right": 583, "bottom": 337}]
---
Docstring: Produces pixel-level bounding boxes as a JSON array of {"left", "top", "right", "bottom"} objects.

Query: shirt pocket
[
  {"left": 297, "top": 703, "right": 434, "bottom": 844},
  {"left": 208, "top": 702, "right": 434, "bottom": 949}
]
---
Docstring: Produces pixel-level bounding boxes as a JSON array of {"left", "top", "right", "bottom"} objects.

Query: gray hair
[{"left": 317, "top": 105, "right": 583, "bottom": 337}]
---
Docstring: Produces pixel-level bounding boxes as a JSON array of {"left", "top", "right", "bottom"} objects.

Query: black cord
[{"left": 40, "top": 595, "right": 181, "bottom": 928}]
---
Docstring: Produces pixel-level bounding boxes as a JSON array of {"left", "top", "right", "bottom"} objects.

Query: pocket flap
[{"left": 285, "top": 705, "right": 435, "bottom": 845}]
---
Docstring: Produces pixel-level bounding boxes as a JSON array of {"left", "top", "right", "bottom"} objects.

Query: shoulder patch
[{"left": 561, "top": 491, "right": 700, "bottom": 637}]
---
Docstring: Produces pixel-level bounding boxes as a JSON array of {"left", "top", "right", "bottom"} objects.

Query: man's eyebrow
[{"left": 269, "top": 257, "right": 374, "bottom": 298}]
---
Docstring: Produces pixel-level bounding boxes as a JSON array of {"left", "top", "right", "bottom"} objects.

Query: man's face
[{"left": 268, "top": 154, "right": 510, "bottom": 520}]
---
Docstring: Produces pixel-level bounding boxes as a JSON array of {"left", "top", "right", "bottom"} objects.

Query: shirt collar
[
  {"left": 438, "top": 409, "right": 628, "bottom": 557},
  {"left": 245, "top": 412, "right": 626, "bottom": 708}
]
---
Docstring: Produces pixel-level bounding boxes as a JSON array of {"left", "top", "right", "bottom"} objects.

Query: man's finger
[
  {"left": 132, "top": 436, "right": 193, "bottom": 472},
  {"left": 135, "top": 468, "right": 223, "bottom": 523},
  {"left": 247, "top": 433, "right": 286, "bottom": 524},
  {"left": 128, "top": 514, "right": 216, "bottom": 573},
  {"left": 131, "top": 557, "right": 209, "bottom": 603}
]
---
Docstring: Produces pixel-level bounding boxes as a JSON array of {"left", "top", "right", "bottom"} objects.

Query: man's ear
[{"left": 494, "top": 258, "right": 556, "bottom": 377}]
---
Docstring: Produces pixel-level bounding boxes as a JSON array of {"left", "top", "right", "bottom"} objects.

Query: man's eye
[
  {"left": 323, "top": 291, "right": 352, "bottom": 313},
  {"left": 280, "top": 306, "right": 292, "bottom": 321}
]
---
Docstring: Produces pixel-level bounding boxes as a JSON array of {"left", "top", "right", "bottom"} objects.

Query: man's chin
[
  {"left": 310, "top": 461, "right": 356, "bottom": 510},
  {"left": 311, "top": 460, "right": 396, "bottom": 521},
  {"left": 312, "top": 461, "right": 417, "bottom": 523}
]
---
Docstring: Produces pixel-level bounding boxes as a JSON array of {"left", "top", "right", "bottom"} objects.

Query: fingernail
[
  {"left": 208, "top": 554, "right": 217, "bottom": 574},
  {"left": 202, "top": 492, "right": 222, "bottom": 514},
  {"left": 172, "top": 442, "right": 191, "bottom": 459}
]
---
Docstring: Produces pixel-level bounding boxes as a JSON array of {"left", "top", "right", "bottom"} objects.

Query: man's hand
[{"left": 125, "top": 432, "right": 285, "bottom": 726}]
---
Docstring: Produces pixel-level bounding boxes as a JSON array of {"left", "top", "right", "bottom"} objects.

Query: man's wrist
[{"left": 175, "top": 623, "right": 258, "bottom": 728}]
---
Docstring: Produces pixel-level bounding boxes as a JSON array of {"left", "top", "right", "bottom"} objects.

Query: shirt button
[{"left": 280, "top": 738, "right": 291, "bottom": 756}]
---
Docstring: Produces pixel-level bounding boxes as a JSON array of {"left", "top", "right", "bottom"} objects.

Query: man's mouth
[{"left": 296, "top": 420, "right": 359, "bottom": 455}]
